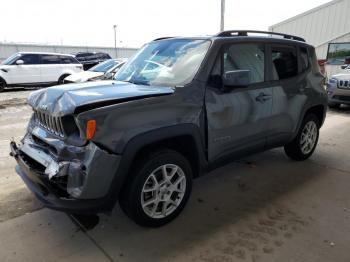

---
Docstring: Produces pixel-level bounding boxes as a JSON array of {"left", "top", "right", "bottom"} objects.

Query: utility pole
[
  {"left": 113, "top": 25, "right": 117, "bottom": 58},
  {"left": 220, "top": 0, "right": 225, "bottom": 31}
]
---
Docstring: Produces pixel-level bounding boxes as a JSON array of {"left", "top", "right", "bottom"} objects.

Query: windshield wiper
[{"left": 123, "top": 79, "right": 150, "bottom": 86}]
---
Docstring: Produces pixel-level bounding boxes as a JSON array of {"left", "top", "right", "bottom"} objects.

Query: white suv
[{"left": 0, "top": 52, "right": 83, "bottom": 91}]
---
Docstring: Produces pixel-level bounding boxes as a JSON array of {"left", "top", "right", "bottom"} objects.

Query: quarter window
[
  {"left": 271, "top": 46, "right": 298, "bottom": 80},
  {"left": 60, "top": 56, "right": 77, "bottom": 64},
  {"left": 300, "top": 47, "right": 310, "bottom": 72},
  {"left": 41, "top": 55, "right": 61, "bottom": 64}
]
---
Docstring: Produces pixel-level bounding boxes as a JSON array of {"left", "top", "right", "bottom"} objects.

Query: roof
[
  {"left": 18, "top": 51, "right": 74, "bottom": 57},
  {"left": 154, "top": 30, "right": 308, "bottom": 44}
]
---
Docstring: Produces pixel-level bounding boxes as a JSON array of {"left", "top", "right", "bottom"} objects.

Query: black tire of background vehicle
[
  {"left": 119, "top": 149, "right": 193, "bottom": 227},
  {"left": 0, "top": 79, "right": 6, "bottom": 92},
  {"left": 284, "top": 113, "right": 320, "bottom": 161},
  {"left": 328, "top": 102, "right": 341, "bottom": 109},
  {"left": 58, "top": 74, "right": 70, "bottom": 85}
]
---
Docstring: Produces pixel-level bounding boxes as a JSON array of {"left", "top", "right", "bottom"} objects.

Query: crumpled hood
[
  {"left": 28, "top": 80, "right": 174, "bottom": 116},
  {"left": 331, "top": 73, "right": 350, "bottom": 80},
  {"left": 64, "top": 71, "right": 104, "bottom": 83}
]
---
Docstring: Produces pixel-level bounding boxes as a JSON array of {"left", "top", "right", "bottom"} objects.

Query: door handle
[{"left": 255, "top": 93, "right": 272, "bottom": 103}]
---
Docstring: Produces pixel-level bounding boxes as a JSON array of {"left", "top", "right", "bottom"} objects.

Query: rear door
[
  {"left": 205, "top": 42, "right": 274, "bottom": 162},
  {"left": 6, "top": 54, "right": 41, "bottom": 84},
  {"left": 266, "top": 44, "right": 307, "bottom": 147},
  {"left": 40, "top": 54, "right": 62, "bottom": 83}
]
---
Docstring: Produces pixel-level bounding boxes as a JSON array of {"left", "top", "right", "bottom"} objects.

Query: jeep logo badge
[{"left": 40, "top": 104, "right": 48, "bottom": 111}]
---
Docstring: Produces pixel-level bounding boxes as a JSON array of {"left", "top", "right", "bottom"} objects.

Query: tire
[
  {"left": 284, "top": 114, "right": 320, "bottom": 161},
  {"left": 0, "top": 79, "right": 6, "bottom": 92},
  {"left": 328, "top": 102, "right": 340, "bottom": 109},
  {"left": 58, "top": 74, "right": 70, "bottom": 85},
  {"left": 119, "top": 149, "right": 192, "bottom": 227}
]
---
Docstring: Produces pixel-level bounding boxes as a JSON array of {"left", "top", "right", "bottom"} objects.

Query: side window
[
  {"left": 41, "top": 55, "right": 61, "bottom": 64},
  {"left": 300, "top": 47, "right": 310, "bottom": 72},
  {"left": 223, "top": 43, "right": 265, "bottom": 84},
  {"left": 69, "top": 57, "right": 79, "bottom": 64},
  {"left": 19, "top": 54, "right": 40, "bottom": 65},
  {"left": 271, "top": 46, "right": 298, "bottom": 80},
  {"left": 60, "top": 56, "right": 77, "bottom": 64}
]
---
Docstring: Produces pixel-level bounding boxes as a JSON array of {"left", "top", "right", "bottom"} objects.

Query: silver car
[
  {"left": 63, "top": 59, "right": 126, "bottom": 84},
  {"left": 327, "top": 70, "right": 350, "bottom": 108}
]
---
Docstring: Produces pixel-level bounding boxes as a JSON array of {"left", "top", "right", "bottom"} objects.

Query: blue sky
[{"left": 0, "top": 0, "right": 330, "bottom": 47}]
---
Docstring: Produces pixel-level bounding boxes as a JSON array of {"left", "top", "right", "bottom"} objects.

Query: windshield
[
  {"left": 89, "top": 59, "right": 119, "bottom": 72},
  {"left": 114, "top": 39, "right": 210, "bottom": 87},
  {"left": 1, "top": 53, "right": 21, "bottom": 65}
]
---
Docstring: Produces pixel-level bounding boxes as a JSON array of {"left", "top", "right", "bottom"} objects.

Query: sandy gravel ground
[{"left": 0, "top": 90, "right": 42, "bottom": 222}]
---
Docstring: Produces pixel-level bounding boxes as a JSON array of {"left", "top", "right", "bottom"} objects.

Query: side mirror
[
  {"left": 222, "top": 70, "right": 250, "bottom": 88},
  {"left": 16, "top": 59, "right": 24, "bottom": 65},
  {"left": 104, "top": 72, "right": 113, "bottom": 79}
]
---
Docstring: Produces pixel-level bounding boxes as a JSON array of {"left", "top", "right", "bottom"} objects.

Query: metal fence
[{"left": 0, "top": 43, "right": 138, "bottom": 61}]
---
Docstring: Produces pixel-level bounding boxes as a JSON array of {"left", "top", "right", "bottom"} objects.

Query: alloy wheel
[
  {"left": 300, "top": 121, "right": 318, "bottom": 154},
  {"left": 141, "top": 164, "right": 186, "bottom": 219}
]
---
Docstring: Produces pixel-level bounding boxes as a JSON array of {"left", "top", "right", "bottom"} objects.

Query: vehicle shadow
[
  {"left": 77, "top": 150, "right": 326, "bottom": 261},
  {"left": 2, "top": 87, "right": 40, "bottom": 92},
  {"left": 328, "top": 104, "right": 350, "bottom": 115}
]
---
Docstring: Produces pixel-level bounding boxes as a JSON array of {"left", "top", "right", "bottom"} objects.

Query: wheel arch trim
[{"left": 104, "top": 124, "right": 208, "bottom": 210}]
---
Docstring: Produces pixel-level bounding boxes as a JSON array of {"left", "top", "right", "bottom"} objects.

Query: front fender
[{"left": 104, "top": 123, "right": 208, "bottom": 209}]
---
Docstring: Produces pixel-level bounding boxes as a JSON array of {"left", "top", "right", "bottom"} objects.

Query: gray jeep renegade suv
[{"left": 10, "top": 30, "right": 327, "bottom": 227}]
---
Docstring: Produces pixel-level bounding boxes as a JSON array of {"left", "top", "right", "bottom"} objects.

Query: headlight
[{"left": 329, "top": 78, "right": 338, "bottom": 84}]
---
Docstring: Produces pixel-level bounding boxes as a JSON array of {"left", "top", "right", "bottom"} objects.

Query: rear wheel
[
  {"left": 284, "top": 114, "right": 320, "bottom": 161},
  {"left": 119, "top": 149, "right": 192, "bottom": 227},
  {"left": 58, "top": 74, "right": 70, "bottom": 85},
  {"left": 0, "top": 79, "right": 6, "bottom": 92}
]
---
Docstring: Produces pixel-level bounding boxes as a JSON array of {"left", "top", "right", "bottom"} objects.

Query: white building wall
[
  {"left": 0, "top": 43, "right": 138, "bottom": 61},
  {"left": 269, "top": 0, "right": 350, "bottom": 59}
]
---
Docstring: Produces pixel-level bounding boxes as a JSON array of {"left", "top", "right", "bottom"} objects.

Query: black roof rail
[
  {"left": 153, "top": 37, "right": 174, "bottom": 41},
  {"left": 215, "top": 30, "right": 305, "bottom": 42}
]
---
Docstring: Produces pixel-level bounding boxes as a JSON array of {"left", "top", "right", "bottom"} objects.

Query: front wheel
[
  {"left": 284, "top": 114, "right": 320, "bottom": 161},
  {"left": 119, "top": 149, "right": 192, "bottom": 227}
]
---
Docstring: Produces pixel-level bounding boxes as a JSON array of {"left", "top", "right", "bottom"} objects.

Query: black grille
[
  {"left": 333, "top": 95, "right": 350, "bottom": 102},
  {"left": 34, "top": 110, "right": 65, "bottom": 137},
  {"left": 338, "top": 80, "right": 350, "bottom": 89}
]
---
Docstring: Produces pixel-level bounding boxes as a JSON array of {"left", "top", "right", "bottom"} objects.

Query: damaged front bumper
[{"left": 10, "top": 129, "right": 121, "bottom": 214}]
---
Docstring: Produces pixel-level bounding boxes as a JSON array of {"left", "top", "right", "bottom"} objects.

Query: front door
[
  {"left": 205, "top": 42, "right": 273, "bottom": 162},
  {"left": 7, "top": 54, "right": 41, "bottom": 84}
]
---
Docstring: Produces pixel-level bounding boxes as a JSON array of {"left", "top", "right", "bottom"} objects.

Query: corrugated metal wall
[
  {"left": 269, "top": 0, "right": 350, "bottom": 59},
  {"left": 0, "top": 43, "right": 138, "bottom": 61}
]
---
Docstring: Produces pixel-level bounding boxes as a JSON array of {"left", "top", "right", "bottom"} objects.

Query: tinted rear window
[
  {"left": 41, "top": 55, "right": 62, "bottom": 64},
  {"left": 300, "top": 47, "right": 310, "bottom": 72},
  {"left": 60, "top": 56, "right": 79, "bottom": 64}
]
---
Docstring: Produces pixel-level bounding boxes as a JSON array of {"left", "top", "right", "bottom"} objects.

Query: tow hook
[{"left": 9, "top": 141, "right": 18, "bottom": 158}]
